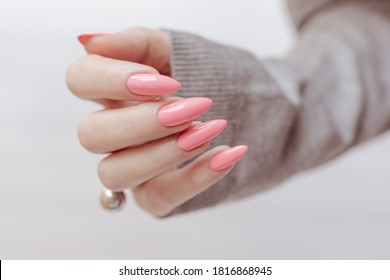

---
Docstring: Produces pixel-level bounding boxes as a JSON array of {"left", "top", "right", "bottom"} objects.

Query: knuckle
[
  {"left": 97, "top": 158, "right": 118, "bottom": 191},
  {"left": 122, "top": 107, "right": 148, "bottom": 143},
  {"left": 132, "top": 186, "right": 150, "bottom": 211},
  {"left": 66, "top": 55, "right": 102, "bottom": 98},
  {"left": 150, "top": 140, "right": 179, "bottom": 168},
  {"left": 133, "top": 185, "right": 173, "bottom": 217},
  {"left": 65, "top": 58, "right": 82, "bottom": 95},
  {"left": 187, "top": 169, "right": 200, "bottom": 190},
  {"left": 77, "top": 114, "right": 99, "bottom": 153}
]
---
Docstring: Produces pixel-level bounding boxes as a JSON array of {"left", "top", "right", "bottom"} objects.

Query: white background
[{"left": 0, "top": 0, "right": 389, "bottom": 259}]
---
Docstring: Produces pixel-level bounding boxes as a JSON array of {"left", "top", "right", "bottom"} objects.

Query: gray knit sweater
[{"left": 167, "top": 0, "right": 390, "bottom": 215}]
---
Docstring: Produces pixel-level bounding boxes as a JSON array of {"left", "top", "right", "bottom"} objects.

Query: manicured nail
[
  {"left": 127, "top": 74, "right": 181, "bottom": 96},
  {"left": 159, "top": 98, "right": 212, "bottom": 127},
  {"left": 178, "top": 120, "right": 227, "bottom": 151},
  {"left": 77, "top": 33, "right": 110, "bottom": 45},
  {"left": 210, "top": 145, "right": 248, "bottom": 171}
]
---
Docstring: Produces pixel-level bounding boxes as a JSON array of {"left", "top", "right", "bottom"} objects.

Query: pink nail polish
[
  {"left": 210, "top": 145, "right": 248, "bottom": 171},
  {"left": 77, "top": 33, "right": 110, "bottom": 45},
  {"left": 178, "top": 120, "right": 227, "bottom": 151},
  {"left": 127, "top": 74, "right": 181, "bottom": 96},
  {"left": 159, "top": 98, "right": 212, "bottom": 127}
]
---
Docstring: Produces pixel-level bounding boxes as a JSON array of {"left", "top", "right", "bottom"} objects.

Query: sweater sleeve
[{"left": 165, "top": 0, "right": 390, "bottom": 216}]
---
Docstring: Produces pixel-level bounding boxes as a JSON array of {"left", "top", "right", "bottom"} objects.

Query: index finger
[{"left": 66, "top": 54, "right": 181, "bottom": 101}]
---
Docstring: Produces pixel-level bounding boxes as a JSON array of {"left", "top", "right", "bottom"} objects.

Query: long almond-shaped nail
[
  {"left": 178, "top": 120, "right": 227, "bottom": 151},
  {"left": 127, "top": 74, "right": 181, "bottom": 96},
  {"left": 210, "top": 145, "right": 248, "bottom": 171},
  {"left": 77, "top": 33, "right": 110, "bottom": 45},
  {"left": 159, "top": 98, "right": 212, "bottom": 127}
]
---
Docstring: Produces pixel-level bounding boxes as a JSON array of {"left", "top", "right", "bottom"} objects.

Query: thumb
[{"left": 77, "top": 27, "right": 172, "bottom": 75}]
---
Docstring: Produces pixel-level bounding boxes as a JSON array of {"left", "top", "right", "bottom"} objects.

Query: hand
[{"left": 66, "top": 27, "right": 247, "bottom": 217}]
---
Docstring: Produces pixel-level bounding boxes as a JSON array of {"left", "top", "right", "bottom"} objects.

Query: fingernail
[
  {"left": 77, "top": 33, "right": 110, "bottom": 45},
  {"left": 178, "top": 120, "right": 227, "bottom": 151},
  {"left": 159, "top": 98, "right": 212, "bottom": 127},
  {"left": 210, "top": 145, "right": 248, "bottom": 171},
  {"left": 127, "top": 74, "right": 181, "bottom": 96}
]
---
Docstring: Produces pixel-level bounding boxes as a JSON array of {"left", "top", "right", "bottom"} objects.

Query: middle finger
[{"left": 77, "top": 97, "right": 213, "bottom": 153}]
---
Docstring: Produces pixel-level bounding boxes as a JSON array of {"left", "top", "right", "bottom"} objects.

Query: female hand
[{"left": 66, "top": 27, "right": 247, "bottom": 217}]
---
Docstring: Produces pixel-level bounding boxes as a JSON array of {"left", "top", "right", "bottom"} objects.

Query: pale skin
[{"left": 66, "top": 27, "right": 238, "bottom": 217}]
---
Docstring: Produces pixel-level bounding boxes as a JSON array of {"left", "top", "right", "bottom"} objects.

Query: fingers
[
  {"left": 77, "top": 97, "right": 212, "bottom": 153},
  {"left": 66, "top": 54, "right": 180, "bottom": 101},
  {"left": 133, "top": 145, "right": 248, "bottom": 217},
  {"left": 97, "top": 120, "right": 227, "bottom": 191},
  {"left": 78, "top": 27, "right": 171, "bottom": 74}
]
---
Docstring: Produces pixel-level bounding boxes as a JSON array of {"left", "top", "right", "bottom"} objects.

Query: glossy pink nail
[
  {"left": 159, "top": 98, "right": 212, "bottom": 127},
  {"left": 77, "top": 33, "right": 110, "bottom": 45},
  {"left": 127, "top": 74, "right": 181, "bottom": 96},
  {"left": 178, "top": 120, "right": 227, "bottom": 151},
  {"left": 210, "top": 145, "right": 248, "bottom": 171}
]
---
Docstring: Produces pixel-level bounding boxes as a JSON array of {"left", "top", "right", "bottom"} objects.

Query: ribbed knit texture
[{"left": 165, "top": 0, "right": 390, "bottom": 216}]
